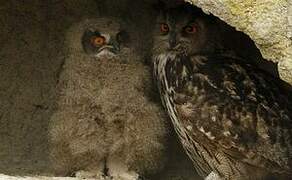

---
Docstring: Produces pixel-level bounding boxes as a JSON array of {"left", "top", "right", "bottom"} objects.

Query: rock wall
[
  {"left": 186, "top": 0, "right": 292, "bottom": 84},
  {"left": 0, "top": 0, "right": 291, "bottom": 179},
  {"left": 0, "top": 0, "right": 199, "bottom": 179},
  {"left": 0, "top": 0, "right": 106, "bottom": 175}
]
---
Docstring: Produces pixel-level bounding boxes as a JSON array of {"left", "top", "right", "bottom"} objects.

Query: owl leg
[
  {"left": 74, "top": 159, "right": 106, "bottom": 179},
  {"left": 204, "top": 172, "right": 222, "bottom": 180},
  {"left": 74, "top": 170, "right": 104, "bottom": 179},
  {"left": 106, "top": 157, "right": 140, "bottom": 180}
]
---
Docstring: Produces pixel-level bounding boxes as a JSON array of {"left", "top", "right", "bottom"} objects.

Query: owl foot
[
  {"left": 74, "top": 170, "right": 105, "bottom": 179},
  {"left": 204, "top": 172, "right": 222, "bottom": 180},
  {"left": 106, "top": 157, "right": 141, "bottom": 180},
  {"left": 109, "top": 171, "right": 140, "bottom": 180}
]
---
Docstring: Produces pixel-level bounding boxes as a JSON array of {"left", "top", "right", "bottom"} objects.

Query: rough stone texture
[
  {"left": 186, "top": 0, "right": 292, "bottom": 84},
  {"left": 0, "top": 0, "right": 200, "bottom": 179},
  {"left": 0, "top": 0, "right": 100, "bottom": 175}
]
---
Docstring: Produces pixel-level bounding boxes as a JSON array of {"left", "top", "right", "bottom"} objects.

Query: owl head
[
  {"left": 77, "top": 18, "right": 130, "bottom": 58},
  {"left": 152, "top": 3, "right": 220, "bottom": 56},
  {"left": 66, "top": 18, "right": 130, "bottom": 58}
]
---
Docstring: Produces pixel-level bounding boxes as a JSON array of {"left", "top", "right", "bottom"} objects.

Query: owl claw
[
  {"left": 108, "top": 171, "right": 140, "bottom": 180},
  {"left": 204, "top": 172, "right": 222, "bottom": 180},
  {"left": 73, "top": 170, "right": 105, "bottom": 179}
]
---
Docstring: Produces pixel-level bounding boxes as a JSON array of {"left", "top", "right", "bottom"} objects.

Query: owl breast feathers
[
  {"left": 49, "top": 18, "right": 170, "bottom": 178},
  {"left": 154, "top": 52, "right": 292, "bottom": 179}
]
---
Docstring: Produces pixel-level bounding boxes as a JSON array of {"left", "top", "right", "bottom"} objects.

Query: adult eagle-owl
[{"left": 152, "top": 3, "right": 292, "bottom": 180}]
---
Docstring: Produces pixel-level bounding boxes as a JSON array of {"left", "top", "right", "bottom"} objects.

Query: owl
[
  {"left": 49, "top": 18, "right": 169, "bottom": 179},
  {"left": 152, "top": 3, "right": 292, "bottom": 180}
]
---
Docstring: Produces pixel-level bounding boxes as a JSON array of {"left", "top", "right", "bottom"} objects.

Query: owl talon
[
  {"left": 109, "top": 171, "right": 140, "bottom": 180},
  {"left": 74, "top": 170, "right": 105, "bottom": 179},
  {"left": 204, "top": 172, "right": 222, "bottom": 180}
]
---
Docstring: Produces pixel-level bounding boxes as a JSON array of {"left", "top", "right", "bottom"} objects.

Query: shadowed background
[
  {"left": 0, "top": 1, "right": 199, "bottom": 178},
  {"left": 0, "top": 0, "right": 278, "bottom": 178}
]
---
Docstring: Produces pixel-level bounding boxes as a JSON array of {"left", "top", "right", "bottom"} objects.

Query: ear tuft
[{"left": 153, "top": 0, "right": 193, "bottom": 12}]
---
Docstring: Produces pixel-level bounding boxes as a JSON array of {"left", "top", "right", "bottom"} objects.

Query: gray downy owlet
[
  {"left": 152, "top": 3, "right": 292, "bottom": 180},
  {"left": 49, "top": 18, "right": 169, "bottom": 180}
]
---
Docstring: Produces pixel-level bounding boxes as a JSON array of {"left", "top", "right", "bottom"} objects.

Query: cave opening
[{"left": 0, "top": 0, "right": 282, "bottom": 178}]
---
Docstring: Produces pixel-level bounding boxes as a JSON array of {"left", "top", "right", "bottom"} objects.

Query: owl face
[
  {"left": 153, "top": 4, "right": 214, "bottom": 56},
  {"left": 81, "top": 19, "right": 130, "bottom": 58}
]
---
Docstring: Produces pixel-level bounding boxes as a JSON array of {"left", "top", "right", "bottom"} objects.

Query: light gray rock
[{"left": 186, "top": 0, "right": 292, "bottom": 84}]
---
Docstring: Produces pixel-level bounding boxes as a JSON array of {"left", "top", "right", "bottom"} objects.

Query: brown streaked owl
[
  {"left": 49, "top": 18, "right": 169, "bottom": 179},
  {"left": 152, "top": 3, "right": 292, "bottom": 180}
]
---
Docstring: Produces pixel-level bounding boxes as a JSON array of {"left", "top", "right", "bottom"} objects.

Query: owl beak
[
  {"left": 105, "top": 39, "right": 120, "bottom": 54},
  {"left": 97, "top": 42, "right": 120, "bottom": 55},
  {"left": 98, "top": 45, "right": 115, "bottom": 53}
]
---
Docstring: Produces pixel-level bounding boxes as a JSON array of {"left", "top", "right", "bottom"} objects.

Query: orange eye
[
  {"left": 184, "top": 25, "right": 197, "bottom": 34},
  {"left": 160, "top": 23, "right": 169, "bottom": 34},
  {"left": 91, "top": 36, "right": 106, "bottom": 46}
]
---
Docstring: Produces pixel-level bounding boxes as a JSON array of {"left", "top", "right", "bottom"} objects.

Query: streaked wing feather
[{"left": 171, "top": 55, "right": 292, "bottom": 173}]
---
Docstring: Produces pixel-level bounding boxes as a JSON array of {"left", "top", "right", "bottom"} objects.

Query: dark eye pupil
[
  {"left": 161, "top": 24, "right": 169, "bottom": 33},
  {"left": 187, "top": 27, "right": 192, "bottom": 31},
  {"left": 185, "top": 25, "right": 196, "bottom": 33}
]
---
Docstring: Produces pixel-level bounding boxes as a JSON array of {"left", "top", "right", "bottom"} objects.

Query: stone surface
[
  {"left": 0, "top": 174, "right": 75, "bottom": 180},
  {"left": 0, "top": 0, "right": 200, "bottom": 179},
  {"left": 186, "top": 0, "right": 292, "bottom": 84}
]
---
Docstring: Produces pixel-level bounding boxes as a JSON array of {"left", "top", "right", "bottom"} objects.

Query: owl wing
[{"left": 172, "top": 55, "right": 292, "bottom": 173}]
